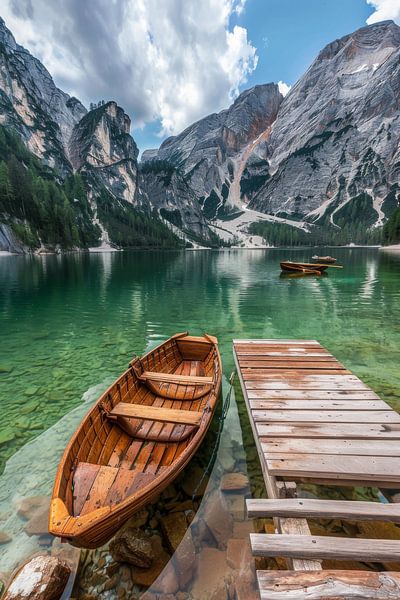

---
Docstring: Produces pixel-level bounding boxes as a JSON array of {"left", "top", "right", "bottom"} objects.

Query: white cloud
[
  {"left": 366, "top": 0, "right": 400, "bottom": 24},
  {"left": 2, "top": 0, "right": 257, "bottom": 136},
  {"left": 278, "top": 81, "right": 291, "bottom": 97}
]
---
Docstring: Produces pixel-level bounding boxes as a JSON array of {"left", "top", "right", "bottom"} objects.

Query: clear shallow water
[
  {"left": 1, "top": 247, "right": 400, "bottom": 471},
  {"left": 1, "top": 247, "right": 400, "bottom": 592}
]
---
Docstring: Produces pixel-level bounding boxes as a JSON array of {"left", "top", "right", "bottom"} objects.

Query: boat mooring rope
[{"left": 191, "top": 371, "right": 235, "bottom": 502}]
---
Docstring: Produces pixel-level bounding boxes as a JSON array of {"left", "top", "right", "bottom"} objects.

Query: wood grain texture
[
  {"left": 246, "top": 498, "right": 400, "bottom": 522},
  {"left": 49, "top": 333, "right": 222, "bottom": 549},
  {"left": 250, "top": 533, "right": 400, "bottom": 561},
  {"left": 256, "top": 570, "right": 400, "bottom": 600},
  {"left": 266, "top": 454, "right": 400, "bottom": 483},
  {"left": 109, "top": 402, "right": 202, "bottom": 426}
]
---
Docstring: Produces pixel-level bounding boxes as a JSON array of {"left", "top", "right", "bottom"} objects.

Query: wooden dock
[{"left": 233, "top": 339, "right": 400, "bottom": 599}]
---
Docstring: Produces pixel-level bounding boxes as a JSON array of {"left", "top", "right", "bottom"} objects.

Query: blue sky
[{"left": 2, "top": 0, "right": 395, "bottom": 153}]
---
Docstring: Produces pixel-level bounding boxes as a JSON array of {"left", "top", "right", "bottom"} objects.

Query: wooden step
[
  {"left": 246, "top": 498, "right": 400, "bottom": 522},
  {"left": 256, "top": 570, "right": 400, "bottom": 600},
  {"left": 140, "top": 371, "right": 213, "bottom": 385},
  {"left": 250, "top": 533, "right": 400, "bottom": 562},
  {"left": 108, "top": 402, "right": 203, "bottom": 426}
]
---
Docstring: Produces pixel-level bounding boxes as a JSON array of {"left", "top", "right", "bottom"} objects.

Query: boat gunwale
[{"left": 49, "top": 332, "right": 222, "bottom": 545}]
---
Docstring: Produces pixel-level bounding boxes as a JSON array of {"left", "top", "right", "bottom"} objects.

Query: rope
[{"left": 191, "top": 371, "right": 235, "bottom": 502}]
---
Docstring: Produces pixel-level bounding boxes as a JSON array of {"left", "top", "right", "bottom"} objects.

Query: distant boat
[
  {"left": 312, "top": 255, "right": 337, "bottom": 264},
  {"left": 280, "top": 261, "right": 329, "bottom": 275},
  {"left": 49, "top": 332, "right": 222, "bottom": 548}
]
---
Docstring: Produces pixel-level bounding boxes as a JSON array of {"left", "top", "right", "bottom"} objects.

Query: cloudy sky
[{"left": 2, "top": 0, "right": 399, "bottom": 151}]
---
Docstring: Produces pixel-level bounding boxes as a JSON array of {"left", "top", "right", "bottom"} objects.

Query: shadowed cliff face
[
  {"left": 142, "top": 84, "right": 283, "bottom": 218},
  {"left": 245, "top": 21, "right": 400, "bottom": 227},
  {"left": 0, "top": 17, "right": 86, "bottom": 176}
]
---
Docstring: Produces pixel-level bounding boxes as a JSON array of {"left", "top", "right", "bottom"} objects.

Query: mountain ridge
[{"left": 1, "top": 17, "right": 399, "bottom": 252}]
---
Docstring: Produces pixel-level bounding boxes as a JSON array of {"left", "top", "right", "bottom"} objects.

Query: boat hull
[
  {"left": 280, "top": 261, "right": 329, "bottom": 274},
  {"left": 49, "top": 332, "right": 222, "bottom": 548}
]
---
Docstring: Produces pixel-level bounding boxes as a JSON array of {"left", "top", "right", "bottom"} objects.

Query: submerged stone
[
  {"left": 3, "top": 555, "right": 70, "bottom": 600},
  {"left": 110, "top": 527, "right": 154, "bottom": 567}
]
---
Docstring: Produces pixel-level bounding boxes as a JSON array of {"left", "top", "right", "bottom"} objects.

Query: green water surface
[{"left": 1, "top": 247, "right": 400, "bottom": 472}]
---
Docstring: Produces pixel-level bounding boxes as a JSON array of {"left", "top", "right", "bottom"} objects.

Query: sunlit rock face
[
  {"left": 245, "top": 21, "right": 400, "bottom": 227},
  {"left": 69, "top": 102, "right": 140, "bottom": 204},
  {"left": 144, "top": 84, "right": 283, "bottom": 217},
  {"left": 0, "top": 17, "right": 86, "bottom": 175}
]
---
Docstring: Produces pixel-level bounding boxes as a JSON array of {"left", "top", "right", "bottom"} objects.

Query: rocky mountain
[
  {"left": 0, "top": 17, "right": 86, "bottom": 176},
  {"left": 244, "top": 20, "right": 400, "bottom": 234},
  {"left": 1, "top": 16, "right": 399, "bottom": 252},
  {"left": 143, "top": 84, "right": 282, "bottom": 219},
  {"left": 0, "top": 17, "right": 187, "bottom": 251}
]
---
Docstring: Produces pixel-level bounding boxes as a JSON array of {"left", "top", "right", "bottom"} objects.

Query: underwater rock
[
  {"left": 24, "top": 386, "right": 39, "bottom": 397},
  {"left": 190, "top": 547, "right": 232, "bottom": 600},
  {"left": 172, "top": 530, "right": 196, "bottom": 588},
  {"left": 3, "top": 555, "right": 70, "bottom": 600},
  {"left": 0, "top": 430, "right": 15, "bottom": 445},
  {"left": 109, "top": 527, "right": 154, "bottom": 567},
  {"left": 150, "top": 562, "right": 179, "bottom": 595},
  {"left": 221, "top": 472, "right": 249, "bottom": 492},
  {"left": 131, "top": 534, "right": 171, "bottom": 587},
  {"left": 161, "top": 511, "right": 187, "bottom": 552},
  {"left": 124, "top": 508, "right": 149, "bottom": 529},
  {"left": 180, "top": 466, "right": 208, "bottom": 497},
  {"left": 202, "top": 490, "right": 233, "bottom": 549},
  {"left": 0, "top": 531, "right": 11, "bottom": 544},
  {"left": 218, "top": 448, "right": 236, "bottom": 472}
]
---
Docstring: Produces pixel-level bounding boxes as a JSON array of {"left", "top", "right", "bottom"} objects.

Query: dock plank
[
  {"left": 252, "top": 409, "right": 400, "bottom": 423},
  {"left": 250, "top": 533, "right": 400, "bottom": 561},
  {"left": 250, "top": 399, "right": 389, "bottom": 410},
  {"left": 261, "top": 437, "right": 400, "bottom": 456},
  {"left": 256, "top": 570, "right": 400, "bottom": 600},
  {"left": 256, "top": 422, "right": 400, "bottom": 439},
  {"left": 246, "top": 498, "right": 400, "bottom": 522},
  {"left": 266, "top": 454, "right": 400, "bottom": 482}
]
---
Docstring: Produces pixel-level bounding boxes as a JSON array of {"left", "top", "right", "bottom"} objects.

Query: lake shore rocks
[{"left": 3, "top": 555, "right": 70, "bottom": 600}]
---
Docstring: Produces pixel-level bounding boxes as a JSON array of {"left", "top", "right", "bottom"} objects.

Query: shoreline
[
  {"left": 379, "top": 244, "right": 400, "bottom": 252},
  {"left": 0, "top": 244, "right": 386, "bottom": 257}
]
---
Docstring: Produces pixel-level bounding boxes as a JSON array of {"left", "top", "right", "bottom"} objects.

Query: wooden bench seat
[
  {"left": 108, "top": 402, "right": 203, "bottom": 426},
  {"left": 139, "top": 371, "right": 213, "bottom": 385}
]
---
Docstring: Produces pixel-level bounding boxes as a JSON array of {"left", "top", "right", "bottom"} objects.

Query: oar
[{"left": 324, "top": 264, "right": 343, "bottom": 268}]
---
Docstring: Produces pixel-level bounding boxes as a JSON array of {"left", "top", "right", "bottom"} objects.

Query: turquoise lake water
[{"left": 1, "top": 247, "right": 400, "bottom": 473}]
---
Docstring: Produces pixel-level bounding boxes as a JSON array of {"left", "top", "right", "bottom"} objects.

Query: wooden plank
[
  {"left": 80, "top": 465, "right": 119, "bottom": 515},
  {"left": 247, "top": 389, "right": 379, "bottom": 399},
  {"left": 241, "top": 361, "right": 343, "bottom": 369},
  {"left": 245, "top": 378, "right": 367, "bottom": 389},
  {"left": 250, "top": 399, "right": 389, "bottom": 410},
  {"left": 233, "top": 339, "right": 320, "bottom": 344},
  {"left": 250, "top": 533, "right": 400, "bottom": 561},
  {"left": 246, "top": 498, "right": 400, "bottom": 522},
  {"left": 109, "top": 402, "right": 202, "bottom": 426},
  {"left": 235, "top": 352, "right": 332, "bottom": 357},
  {"left": 252, "top": 410, "right": 400, "bottom": 423},
  {"left": 72, "top": 462, "right": 101, "bottom": 516},
  {"left": 243, "top": 369, "right": 350, "bottom": 377},
  {"left": 256, "top": 570, "right": 400, "bottom": 600},
  {"left": 140, "top": 371, "right": 212, "bottom": 385},
  {"left": 256, "top": 422, "right": 400, "bottom": 439},
  {"left": 266, "top": 454, "right": 400, "bottom": 483},
  {"left": 261, "top": 438, "right": 400, "bottom": 457}
]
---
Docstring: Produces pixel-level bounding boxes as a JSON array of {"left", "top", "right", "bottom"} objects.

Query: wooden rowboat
[
  {"left": 49, "top": 332, "right": 222, "bottom": 548},
  {"left": 280, "top": 261, "right": 329, "bottom": 275},
  {"left": 312, "top": 255, "right": 337, "bottom": 264}
]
